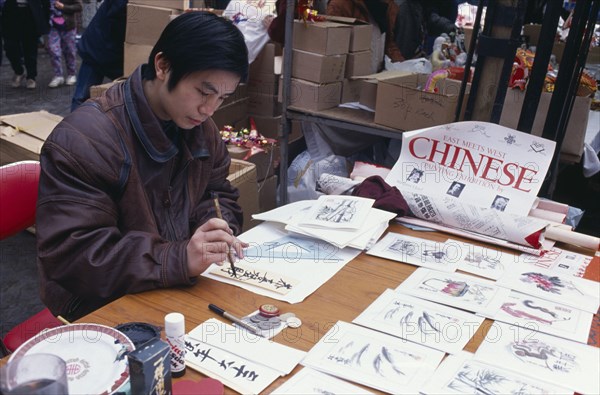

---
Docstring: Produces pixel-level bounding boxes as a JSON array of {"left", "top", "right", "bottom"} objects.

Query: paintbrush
[{"left": 212, "top": 193, "right": 237, "bottom": 277}]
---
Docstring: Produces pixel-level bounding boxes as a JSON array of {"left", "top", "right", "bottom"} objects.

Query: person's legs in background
[
  {"left": 46, "top": 28, "right": 65, "bottom": 87},
  {"left": 71, "top": 60, "right": 105, "bottom": 111},
  {"left": 62, "top": 28, "right": 78, "bottom": 85},
  {"left": 2, "top": 28, "right": 26, "bottom": 87}
]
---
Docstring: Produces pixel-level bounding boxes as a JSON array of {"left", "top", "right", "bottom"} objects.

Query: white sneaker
[
  {"left": 11, "top": 73, "right": 25, "bottom": 88},
  {"left": 26, "top": 79, "right": 36, "bottom": 89},
  {"left": 48, "top": 76, "right": 64, "bottom": 88},
  {"left": 65, "top": 75, "right": 77, "bottom": 86}
]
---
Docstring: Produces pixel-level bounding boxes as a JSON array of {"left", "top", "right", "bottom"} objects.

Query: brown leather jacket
[{"left": 36, "top": 66, "right": 243, "bottom": 321}]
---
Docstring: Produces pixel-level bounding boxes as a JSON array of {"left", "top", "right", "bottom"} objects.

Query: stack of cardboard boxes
[
  {"left": 282, "top": 20, "right": 351, "bottom": 111},
  {"left": 123, "top": 0, "right": 201, "bottom": 76}
]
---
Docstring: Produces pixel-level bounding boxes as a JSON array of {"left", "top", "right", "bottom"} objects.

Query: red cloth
[{"left": 352, "top": 175, "right": 411, "bottom": 217}]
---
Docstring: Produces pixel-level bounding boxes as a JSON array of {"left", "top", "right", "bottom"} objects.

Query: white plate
[{"left": 9, "top": 323, "right": 135, "bottom": 394}]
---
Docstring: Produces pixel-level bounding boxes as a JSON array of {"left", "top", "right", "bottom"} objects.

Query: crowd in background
[{"left": 0, "top": 0, "right": 558, "bottom": 110}]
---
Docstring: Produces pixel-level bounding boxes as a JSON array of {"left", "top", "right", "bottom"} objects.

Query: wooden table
[
  {"left": 2, "top": 224, "right": 596, "bottom": 393},
  {"left": 74, "top": 223, "right": 598, "bottom": 394}
]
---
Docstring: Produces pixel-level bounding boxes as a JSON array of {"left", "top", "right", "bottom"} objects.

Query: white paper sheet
[
  {"left": 287, "top": 208, "right": 397, "bottom": 249},
  {"left": 517, "top": 246, "right": 593, "bottom": 278},
  {"left": 353, "top": 289, "right": 484, "bottom": 354},
  {"left": 297, "top": 195, "right": 375, "bottom": 230},
  {"left": 201, "top": 222, "right": 361, "bottom": 303},
  {"left": 395, "top": 268, "right": 511, "bottom": 316},
  {"left": 474, "top": 322, "right": 600, "bottom": 395},
  {"left": 185, "top": 334, "right": 281, "bottom": 394},
  {"left": 272, "top": 368, "right": 374, "bottom": 395},
  {"left": 487, "top": 291, "right": 594, "bottom": 343},
  {"left": 301, "top": 321, "right": 445, "bottom": 394},
  {"left": 422, "top": 350, "right": 572, "bottom": 395},
  {"left": 385, "top": 121, "right": 555, "bottom": 217},
  {"left": 252, "top": 200, "right": 396, "bottom": 249},
  {"left": 187, "top": 319, "right": 306, "bottom": 376},
  {"left": 367, "top": 232, "right": 459, "bottom": 272},
  {"left": 496, "top": 265, "right": 600, "bottom": 314},
  {"left": 448, "top": 238, "right": 518, "bottom": 280},
  {"left": 252, "top": 200, "right": 313, "bottom": 224}
]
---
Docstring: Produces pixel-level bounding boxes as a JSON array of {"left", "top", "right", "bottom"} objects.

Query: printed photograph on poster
[
  {"left": 367, "top": 232, "right": 459, "bottom": 272},
  {"left": 298, "top": 195, "right": 374, "bottom": 230},
  {"left": 496, "top": 266, "right": 600, "bottom": 313},
  {"left": 490, "top": 291, "right": 594, "bottom": 343},
  {"left": 396, "top": 268, "right": 511, "bottom": 316},
  {"left": 272, "top": 368, "right": 374, "bottom": 395},
  {"left": 474, "top": 322, "right": 600, "bottom": 395},
  {"left": 421, "top": 351, "right": 572, "bottom": 395},
  {"left": 517, "top": 246, "right": 593, "bottom": 278},
  {"left": 353, "top": 289, "right": 484, "bottom": 354},
  {"left": 301, "top": 321, "right": 445, "bottom": 394},
  {"left": 448, "top": 239, "right": 517, "bottom": 280}
]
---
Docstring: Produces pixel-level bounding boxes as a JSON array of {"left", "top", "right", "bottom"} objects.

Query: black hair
[{"left": 143, "top": 11, "right": 249, "bottom": 90}]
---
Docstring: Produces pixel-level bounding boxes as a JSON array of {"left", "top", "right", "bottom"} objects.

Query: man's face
[
  {"left": 156, "top": 69, "right": 240, "bottom": 130},
  {"left": 495, "top": 198, "right": 507, "bottom": 210}
]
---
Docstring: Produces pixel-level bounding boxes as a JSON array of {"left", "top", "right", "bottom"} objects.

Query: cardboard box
[
  {"left": 227, "top": 144, "right": 279, "bottom": 181},
  {"left": 521, "top": 24, "right": 600, "bottom": 64},
  {"left": 222, "top": 82, "right": 248, "bottom": 107},
  {"left": 252, "top": 115, "right": 282, "bottom": 139},
  {"left": 326, "top": 16, "right": 371, "bottom": 52},
  {"left": 374, "top": 73, "right": 469, "bottom": 131},
  {"left": 247, "top": 72, "right": 279, "bottom": 96},
  {"left": 212, "top": 97, "right": 249, "bottom": 130},
  {"left": 341, "top": 79, "right": 361, "bottom": 103},
  {"left": 248, "top": 92, "right": 281, "bottom": 117},
  {"left": 258, "top": 175, "right": 277, "bottom": 213},
  {"left": 129, "top": 0, "right": 204, "bottom": 10},
  {"left": 291, "top": 49, "right": 346, "bottom": 84},
  {"left": 126, "top": 4, "right": 179, "bottom": 46},
  {"left": 359, "top": 79, "right": 378, "bottom": 109},
  {"left": 292, "top": 20, "right": 351, "bottom": 55},
  {"left": 90, "top": 79, "right": 126, "bottom": 98},
  {"left": 124, "top": 42, "right": 153, "bottom": 76},
  {"left": 500, "top": 89, "right": 591, "bottom": 161},
  {"left": 345, "top": 50, "right": 372, "bottom": 78},
  {"left": 250, "top": 41, "right": 282, "bottom": 75},
  {"left": 0, "top": 111, "right": 62, "bottom": 165},
  {"left": 127, "top": 338, "right": 172, "bottom": 395},
  {"left": 228, "top": 159, "right": 259, "bottom": 231},
  {"left": 280, "top": 78, "right": 342, "bottom": 112}
]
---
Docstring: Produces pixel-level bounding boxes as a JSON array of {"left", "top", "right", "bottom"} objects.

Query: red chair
[{"left": 1, "top": 161, "right": 62, "bottom": 353}]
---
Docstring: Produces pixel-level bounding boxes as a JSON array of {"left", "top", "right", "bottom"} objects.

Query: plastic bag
[
  {"left": 285, "top": 151, "right": 349, "bottom": 202},
  {"left": 223, "top": 0, "right": 273, "bottom": 63},
  {"left": 384, "top": 56, "right": 432, "bottom": 74}
]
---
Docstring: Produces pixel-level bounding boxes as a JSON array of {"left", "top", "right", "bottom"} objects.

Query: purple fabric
[
  {"left": 47, "top": 27, "right": 77, "bottom": 76},
  {"left": 352, "top": 175, "right": 412, "bottom": 217}
]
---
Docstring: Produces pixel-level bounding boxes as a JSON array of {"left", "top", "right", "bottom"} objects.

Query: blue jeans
[{"left": 71, "top": 61, "right": 107, "bottom": 112}]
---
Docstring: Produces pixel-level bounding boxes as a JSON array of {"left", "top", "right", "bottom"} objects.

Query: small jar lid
[
  {"left": 114, "top": 322, "right": 161, "bottom": 348},
  {"left": 165, "top": 312, "right": 185, "bottom": 336},
  {"left": 259, "top": 304, "right": 280, "bottom": 317}
]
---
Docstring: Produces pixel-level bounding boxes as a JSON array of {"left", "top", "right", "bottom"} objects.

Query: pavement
[{"left": 1, "top": 47, "right": 83, "bottom": 343}]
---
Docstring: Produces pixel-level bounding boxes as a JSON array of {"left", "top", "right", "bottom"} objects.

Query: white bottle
[{"left": 164, "top": 312, "right": 186, "bottom": 378}]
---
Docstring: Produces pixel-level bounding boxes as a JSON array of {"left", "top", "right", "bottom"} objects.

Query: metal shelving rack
[
  {"left": 278, "top": 0, "right": 405, "bottom": 205},
  {"left": 277, "top": 0, "right": 599, "bottom": 204}
]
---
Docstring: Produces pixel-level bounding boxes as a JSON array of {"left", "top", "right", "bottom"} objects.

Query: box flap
[
  {"left": 351, "top": 70, "right": 414, "bottom": 81},
  {"left": 0, "top": 111, "right": 62, "bottom": 141},
  {"left": 325, "top": 15, "right": 370, "bottom": 26}
]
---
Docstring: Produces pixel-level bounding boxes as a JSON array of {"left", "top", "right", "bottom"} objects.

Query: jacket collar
[{"left": 124, "top": 66, "right": 210, "bottom": 163}]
